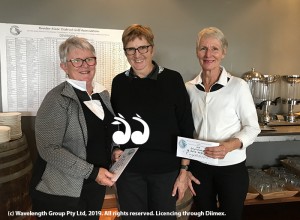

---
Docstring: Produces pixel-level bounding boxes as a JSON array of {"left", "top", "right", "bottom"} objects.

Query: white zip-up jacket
[{"left": 185, "top": 68, "right": 260, "bottom": 166}]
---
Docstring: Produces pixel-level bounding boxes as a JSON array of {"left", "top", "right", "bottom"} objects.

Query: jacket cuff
[{"left": 89, "top": 167, "right": 99, "bottom": 180}]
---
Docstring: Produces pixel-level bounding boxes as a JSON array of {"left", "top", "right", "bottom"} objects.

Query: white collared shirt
[
  {"left": 185, "top": 68, "right": 261, "bottom": 166},
  {"left": 67, "top": 79, "right": 106, "bottom": 120}
]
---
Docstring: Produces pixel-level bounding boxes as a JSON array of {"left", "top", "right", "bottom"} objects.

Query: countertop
[{"left": 256, "top": 124, "right": 300, "bottom": 142}]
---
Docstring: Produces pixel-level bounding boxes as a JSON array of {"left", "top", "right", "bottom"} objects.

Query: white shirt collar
[
  {"left": 66, "top": 79, "right": 106, "bottom": 120},
  {"left": 189, "top": 66, "right": 231, "bottom": 86},
  {"left": 66, "top": 79, "right": 106, "bottom": 94}
]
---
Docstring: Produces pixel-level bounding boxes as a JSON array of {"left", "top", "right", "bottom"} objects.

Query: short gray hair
[
  {"left": 196, "top": 27, "right": 228, "bottom": 51},
  {"left": 59, "top": 36, "right": 96, "bottom": 63}
]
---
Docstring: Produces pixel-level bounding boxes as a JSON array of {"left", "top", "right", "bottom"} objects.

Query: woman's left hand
[
  {"left": 204, "top": 144, "right": 229, "bottom": 159},
  {"left": 204, "top": 138, "right": 242, "bottom": 159}
]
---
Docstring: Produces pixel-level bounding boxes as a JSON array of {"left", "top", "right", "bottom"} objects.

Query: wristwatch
[{"left": 180, "top": 165, "right": 189, "bottom": 171}]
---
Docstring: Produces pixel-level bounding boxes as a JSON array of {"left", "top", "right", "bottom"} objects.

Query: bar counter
[{"left": 256, "top": 125, "right": 300, "bottom": 142}]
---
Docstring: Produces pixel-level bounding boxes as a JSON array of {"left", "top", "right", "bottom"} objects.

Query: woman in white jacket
[{"left": 186, "top": 27, "right": 260, "bottom": 220}]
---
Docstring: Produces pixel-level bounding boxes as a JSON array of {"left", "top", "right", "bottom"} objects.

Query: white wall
[{"left": 1, "top": 0, "right": 300, "bottom": 82}]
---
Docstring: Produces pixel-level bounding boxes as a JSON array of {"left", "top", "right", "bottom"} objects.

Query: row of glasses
[
  {"left": 248, "top": 168, "right": 285, "bottom": 194},
  {"left": 284, "top": 156, "right": 300, "bottom": 170},
  {"left": 267, "top": 167, "right": 300, "bottom": 190}
]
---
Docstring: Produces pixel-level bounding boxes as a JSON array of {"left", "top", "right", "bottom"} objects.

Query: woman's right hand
[
  {"left": 95, "top": 168, "right": 115, "bottom": 187},
  {"left": 112, "top": 148, "right": 123, "bottom": 162},
  {"left": 187, "top": 171, "right": 200, "bottom": 196}
]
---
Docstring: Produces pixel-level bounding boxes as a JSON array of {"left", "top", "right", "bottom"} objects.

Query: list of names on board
[{"left": 0, "top": 23, "right": 129, "bottom": 115}]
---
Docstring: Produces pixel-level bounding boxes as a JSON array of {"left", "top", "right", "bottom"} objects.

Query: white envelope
[{"left": 177, "top": 136, "right": 219, "bottom": 165}]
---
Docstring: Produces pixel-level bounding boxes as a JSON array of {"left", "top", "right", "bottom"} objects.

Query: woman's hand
[
  {"left": 204, "top": 138, "right": 242, "bottom": 159},
  {"left": 204, "top": 144, "right": 228, "bottom": 159},
  {"left": 187, "top": 171, "right": 200, "bottom": 196},
  {"left": 172, "top": 169, "right": 189, "bottom": 201},
  {"left": 172, "top": 170, "right": 201, "bottom": 201},
  {"left": 95, "top": 168, "right": 115, "bottom": 187},
  {"left": 111, "top": 148, "right": 123, "bottom": 162}
]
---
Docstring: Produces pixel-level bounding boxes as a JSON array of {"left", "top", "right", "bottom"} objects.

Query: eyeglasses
[
  {"left": 67, "top": 57, "right": 97, "bottom": 68},
  {"left": 124, "top": 45, "right": 152, "bottom": 55}
]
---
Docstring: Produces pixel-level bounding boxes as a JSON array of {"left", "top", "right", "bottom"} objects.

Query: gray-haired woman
[
  {"left": 186, "top": 27, "right": 260, "bottom": 220},
  {"left": 30, "top": 36, "right": 116, "bottom": 219}
]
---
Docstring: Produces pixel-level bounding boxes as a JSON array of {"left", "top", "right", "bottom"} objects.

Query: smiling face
[
  {"left": 197, "top": 37, "right": 226, "bottom": 72},
  {"left": 125, "top": 37, "right": 154, "bottom": 77},
  {"left": 60, "top": 48, "right": 96, "bottom": 85}
]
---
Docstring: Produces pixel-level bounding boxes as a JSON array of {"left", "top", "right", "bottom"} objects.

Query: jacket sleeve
[{"left": 35, "top": 89, "right": 94, "bottom": 179}]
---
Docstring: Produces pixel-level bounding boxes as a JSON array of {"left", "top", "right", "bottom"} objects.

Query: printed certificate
[
  {"left": 110, "top": 148, "right": 138, "bottom": 181},
  {"left": 177, "top": 137, "right": 219, "bottom": 165}
]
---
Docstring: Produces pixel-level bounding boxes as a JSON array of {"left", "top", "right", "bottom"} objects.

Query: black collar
[
  {"left": 73, "top": 87, "right": 101, "bottom": 101},
  {"left": 128, "top": 61, "right": 159, "bottom": 80},
  {"left": 196, "top": 77, "right": 230, "bottom": 92}
]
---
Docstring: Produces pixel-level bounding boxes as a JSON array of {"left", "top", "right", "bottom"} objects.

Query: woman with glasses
[
  {"left": 185, "top": 27, "right": 260, "bottom": 220},
  {"left": 111, "top": 24, "right": 199, "bottom": 219},
  {"left": 30, "top": 36, "right": 116, "bottom": 219}
]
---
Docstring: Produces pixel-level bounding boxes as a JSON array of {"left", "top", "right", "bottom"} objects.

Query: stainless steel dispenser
[
  {"left": 258, "top": 75, "right": 281, "bottom": 124},
  {"left": 281, "top": 75, "right": 300, "bottom": 122},
  {"left": 242, "top": 68, "right": 265, "bottom": 106},
  {"left": 242, "top": 68, "right": 281, "bottom": 125}
]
